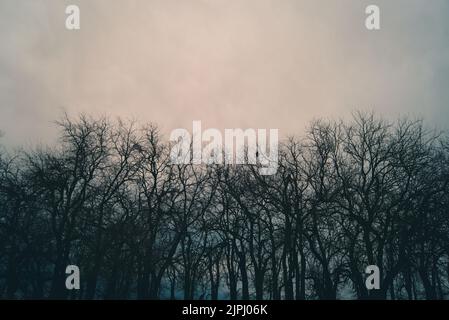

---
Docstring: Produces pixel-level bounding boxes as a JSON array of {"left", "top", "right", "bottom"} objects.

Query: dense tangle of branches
[{"left": 1, "top": 112, "right": 449, "bottom": 300}]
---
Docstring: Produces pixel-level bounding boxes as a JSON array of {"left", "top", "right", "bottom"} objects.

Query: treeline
[{"left": 1, "top": 112, "right": 449, "bottom": 300}]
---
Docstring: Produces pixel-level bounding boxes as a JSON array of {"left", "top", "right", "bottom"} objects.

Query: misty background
[{"left": 0, "top": 0, "right": 449, "bottom": 147}]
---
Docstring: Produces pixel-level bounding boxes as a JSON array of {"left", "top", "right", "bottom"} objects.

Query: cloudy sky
[{"left": 0, "top": 0, "right": 448, "bottom": 147}]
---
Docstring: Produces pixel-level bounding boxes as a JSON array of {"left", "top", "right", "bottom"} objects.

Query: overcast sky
[{"left": 0, "top": 0, "right": 449, "bottom": 147}]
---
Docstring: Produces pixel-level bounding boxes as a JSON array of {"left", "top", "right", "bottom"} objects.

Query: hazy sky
[{"left": 1, "top": 0, "right": 449, "bottom": 147}]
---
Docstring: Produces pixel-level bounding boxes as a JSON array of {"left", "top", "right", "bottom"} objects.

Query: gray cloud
[{"left": 1, "top": 0, "right": 448, "bottom": 147}]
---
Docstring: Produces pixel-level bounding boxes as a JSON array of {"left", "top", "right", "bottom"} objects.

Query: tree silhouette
[{"left": 1, "top": 111, "right": 449, "bottom": 299}]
